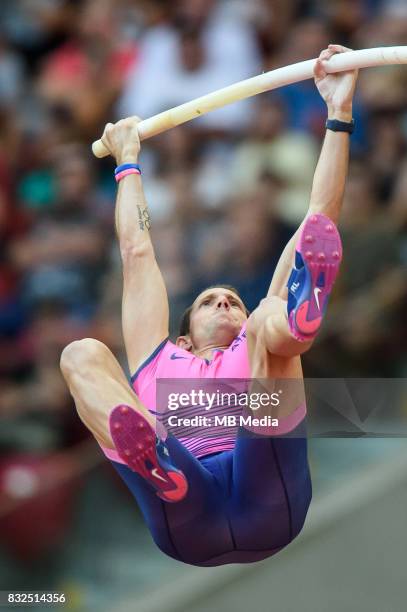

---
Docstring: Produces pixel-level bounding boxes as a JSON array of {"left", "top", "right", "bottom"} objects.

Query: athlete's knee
[
  {"left": 247, "top": 297, "right": 283, "bottom": 342},
  {"left": 261, "top": 296, "right": 286, "bottom": 313},
  {"left": 60, "top": 338, "right": 109, "bottom": 378}
]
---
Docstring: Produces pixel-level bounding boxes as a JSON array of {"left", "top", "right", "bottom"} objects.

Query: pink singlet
[{"left": 102, "top": 325, "right": 306, "bottom": 464}]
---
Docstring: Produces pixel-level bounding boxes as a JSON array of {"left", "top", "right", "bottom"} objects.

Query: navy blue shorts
[{"left": 111, "top": 422, "right": 311, "bottom": 567}]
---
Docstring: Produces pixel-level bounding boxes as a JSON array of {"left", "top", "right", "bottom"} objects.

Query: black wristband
[{"left": 326, "top": 118, "right": 355, "bottom": 134}]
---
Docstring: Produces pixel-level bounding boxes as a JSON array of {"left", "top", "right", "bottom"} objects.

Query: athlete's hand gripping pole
[{"left": 92, "top": 46, "right": 407, "bottom": 158}]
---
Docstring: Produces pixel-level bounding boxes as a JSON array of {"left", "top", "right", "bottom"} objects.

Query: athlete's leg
[
  {"left": 256, "top": 295, "right": 314, "bottom": 357},
  {"left": 249, "top": 213, "right": 342, "bottom": 357},
  {"left": 229, "top": 285, "right": 313, "bottom": 557},
  {"left": 248, "top": 294, "right": 313, "bottom": 359},
  {"left": 231, "top": 423, "right": 311, "bottom": 549},
  {"left": 229, "top": 353, "right": 312, "bottom": 556},
  {"left": 60, "top": 338, "right": 155, "bottom": 450},
  {"left": 60, "top": 339, "right": 234, "bottom": 563},
  {"left": 60, "top": 339, "right": 188, "bottom": 500},
  {"left": 267, "top": 209, "right": 342, "bottom": 300},
  {"left": 111, "top": 441, "right": 235, "bottom": 564}
]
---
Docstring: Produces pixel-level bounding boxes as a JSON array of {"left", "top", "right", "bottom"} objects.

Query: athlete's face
[{"left": 185, "top": 288, "right": 248, "bottom": 352}]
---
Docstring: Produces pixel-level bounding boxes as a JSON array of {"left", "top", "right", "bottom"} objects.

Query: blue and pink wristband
[{"left": 115, "top": 163, "right": 141, "bottom": 183}]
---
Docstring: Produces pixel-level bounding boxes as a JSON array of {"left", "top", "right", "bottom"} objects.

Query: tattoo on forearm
[
  {"left": 143, "top": 209, "right": 151, "bottom": 230},
  {"left": 137, "top": 206, "right": 144, "bottom": 230},
  {"left": 137, "top": 206, "right": 151, "bottom": 231}
]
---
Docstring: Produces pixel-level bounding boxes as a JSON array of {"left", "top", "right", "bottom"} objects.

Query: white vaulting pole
[{"left": 92, "top": 46, "right": 407, "bottom": 158}]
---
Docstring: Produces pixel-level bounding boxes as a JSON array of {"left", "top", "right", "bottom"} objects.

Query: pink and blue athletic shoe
[
  {"left": 109, "top": 405, "right": 188, "bottom": 503},
  {"left": 287, "top": 213, "right": 342, "bottom": 342}
]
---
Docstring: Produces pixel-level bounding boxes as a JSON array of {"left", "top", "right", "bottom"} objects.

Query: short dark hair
[{"left": 179, "top": 285, "right": 249, "bottom": 336}]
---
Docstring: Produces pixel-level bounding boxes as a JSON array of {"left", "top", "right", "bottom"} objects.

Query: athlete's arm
[
  {"left": 267, "top": 44, "right": 358, "bottom": 300},
  {"left": 101, "top": 118, "right": 169, "bottom": 374}
]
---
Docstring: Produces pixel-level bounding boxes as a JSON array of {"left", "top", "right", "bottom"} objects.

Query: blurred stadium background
[{"left": 0, "top": 0, "right": 406, "bottom": 610}]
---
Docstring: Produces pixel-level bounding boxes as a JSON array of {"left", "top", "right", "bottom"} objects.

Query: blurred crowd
[{"left": 0, "top": 0, "right": 406, "bottom": 564}]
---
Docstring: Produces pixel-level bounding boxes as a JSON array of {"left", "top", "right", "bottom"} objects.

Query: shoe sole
[
  {"left": 109, "top": 405, "right": 188, "bottom": 503},
  {"left": 289, "top": 213, "right": 342, "bottom": 342}
]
